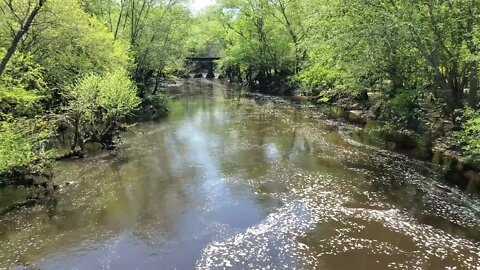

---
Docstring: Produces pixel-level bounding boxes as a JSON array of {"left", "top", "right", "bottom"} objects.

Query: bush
[
  {"left": 0, "top": 118, "right": 55, "bottom": 185},
  {"left": 65, "top": 68, "right": 140, "bottom": 153},
  {"left": 375, "top": 90, "right": 425, "bottom": 132},
  {"left": 140, "top": 93, "right": 170, "bottom": 120},
  {"left": 453, "top": 108, "right": 480, "bottom": 156}
]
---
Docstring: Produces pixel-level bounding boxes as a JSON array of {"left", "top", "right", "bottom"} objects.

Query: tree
[
  {"left": 0, "top": 51, "right": 46, "bottom": 120},
  {"left": 0, "top": 0, "right": 149, "bottom": 183},
  {"left": 214, "top": 0, "right": 295, "bottom": 92},
  {"left": 0, "top": 0, "right": 46, "bottom": 78},
  {"left": 133, "top": 1, "right": 191, "bottom": 93},
  {"left": 25, "top": 0, "right": 133, "bottom": 88},
  {"left": 268, "top": 0, "right": 315, "bottom": 73}
]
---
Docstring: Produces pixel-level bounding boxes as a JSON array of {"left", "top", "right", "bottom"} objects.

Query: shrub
[
  {"left": 0, "top": 118, "right": 55, "bottom": 185},
  {"left": 453, "top": 108, "right": 480, "bottom": 156},
  {"left": 379, "top": 90, "right": 424, "bottom": 131},
  {"left": 65, "top": 68, "right": 140, "bottom": 153},
  {"left": 141, "top": 93, "right": 169, "bottom": 120}
]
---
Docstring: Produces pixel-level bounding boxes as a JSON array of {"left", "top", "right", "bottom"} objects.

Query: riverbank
[{"left": 239, "top": 89, "right": 480, "bottom": 194}]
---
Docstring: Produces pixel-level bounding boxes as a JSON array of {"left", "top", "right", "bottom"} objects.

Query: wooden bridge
[{"left": 186, "top": 57, "right": 221, "bottom": 78}]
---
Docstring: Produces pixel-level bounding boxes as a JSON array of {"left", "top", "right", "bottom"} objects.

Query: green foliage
[
  {"left": 211, "top": 0, "right": 299, "bottom": 90},
  {"left": 318, "top": 96, "right": 330, "bottom": 103},
  {"left": 0, "top": 118, "right": 55, "bottom": 183},
  {"left": 0, "top": 0, "right": 183, "bottom": 184},
  {"left": 454, "top": 108, "right": 480, "bottom": 156},
  {"left": 82, "top": 0, "right": 193, "bottom": 91},
  {"left": 0, "top": 51, "right": 47, "bottom": 119},
  {"left": 70, "top": 69, "right": 139, "bottom": 121},
  {"left": 300, "top": 0, "right": 478, "bottom": 106},
  {"left": 31, "top": 0, "right": 133, "bottom": 87},
  {"left": 187, "top": 7, "right": 225, "bottom": 57},
  {"left": 141, "top": 93, "right": 170, "bottom": 120},
  {"left": 139, "top": 5, "right": 191, "bottom": 76},
  {"left": 381, "top": 90, "right": 424, "bottom": 131},
  {"left": 65, "top": 68, "right": 140, "bottom": 150},
  {"left": 296, "top": 55, "right": 347, "bottom": 92}
]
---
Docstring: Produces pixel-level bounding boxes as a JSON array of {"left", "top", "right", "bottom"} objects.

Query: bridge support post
[
  {"left": 206, "top": 61, "right": 215, "bottom": 79},
  {"left": 186, "top": 57, "right": 220, "bottom": 79}
]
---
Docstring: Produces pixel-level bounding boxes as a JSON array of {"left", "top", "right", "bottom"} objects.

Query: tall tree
[{"left": 0, "top": 0, "right": 46, "bottom": 77}]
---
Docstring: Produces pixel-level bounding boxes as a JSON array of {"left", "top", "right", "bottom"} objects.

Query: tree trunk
[
  {"left": 114, "top": 0, "right": 125, "bottom": 40},
  {"left": 469, "top": 61, "right": 478, "bottom": 109},
  {"left": 153, "top": 73, "right": 160, "bottom": 95},
  {"left": 71, "top": 117, "right": 80, "bottom": 152},
  {"left": 0, "top": 0, "right": 46, "bottom": 78}
]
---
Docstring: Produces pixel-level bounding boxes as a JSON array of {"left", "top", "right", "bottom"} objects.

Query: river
[{"left": 0, "top": 79, "right": 479, "bottom": 269}]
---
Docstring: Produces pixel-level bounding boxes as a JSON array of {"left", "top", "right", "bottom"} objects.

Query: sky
[{"left": 190, "top": 0, "right": 216, "bottom": 14}]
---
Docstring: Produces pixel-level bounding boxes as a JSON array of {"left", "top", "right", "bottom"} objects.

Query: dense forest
[{"left": 1, "top": 0, "right": 480, "bottom": 186}]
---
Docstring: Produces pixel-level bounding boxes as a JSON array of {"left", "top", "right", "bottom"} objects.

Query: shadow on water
[{"left": 0, "top": 78, "right": 479, "bottom": 269}]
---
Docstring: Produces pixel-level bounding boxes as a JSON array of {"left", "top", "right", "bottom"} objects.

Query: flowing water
[{"left": 0, "top": 79, "right": 479, "bottom": 269}]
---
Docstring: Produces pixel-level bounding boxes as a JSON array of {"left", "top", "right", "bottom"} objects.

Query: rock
[
  {"left": 349, "top": 110, "right": 363, "bottom": 116},
  {"left": 194, "top": 73, "right": 203, "bottom": 78},
  {"left": 349, "top": 103, "right": 362, "bottom": 110},
  {"left": 367, "top": 91, "right": 382, "bottom": 101}
]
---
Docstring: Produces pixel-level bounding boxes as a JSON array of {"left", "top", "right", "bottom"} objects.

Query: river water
[{"left": 0, "top": 79, "right": 479, "bottom": 269}]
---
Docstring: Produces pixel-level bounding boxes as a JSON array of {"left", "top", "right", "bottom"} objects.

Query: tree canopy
[{"left": 0, "top": 0, "right": 190, "bottom": 184}]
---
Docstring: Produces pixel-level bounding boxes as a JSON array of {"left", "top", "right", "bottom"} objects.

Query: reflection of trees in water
[
  {"left": 339, "top": 150, "right": 429, "bottom": 207},
  {"left": 223, "top": 104, "right": 274, "bottom": 178},
  {"left": 105, "top": 128, "right": 195, "bottom": 240},
  {"left": 177, "top": 79, "right": 217, "bottom": 97},
  {"left": 45, "top": 191, "right": 58, "bottom": 219},
  {"left": 0, "top": 126, "right": 200, "bottom": 268},
  {"left": 219, "top": 100, "right": 325, "bottom": 182}
]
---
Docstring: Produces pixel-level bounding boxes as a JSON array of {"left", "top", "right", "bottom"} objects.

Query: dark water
[{"left": 0, "top": 79, "right": 479, "bottom": 269}]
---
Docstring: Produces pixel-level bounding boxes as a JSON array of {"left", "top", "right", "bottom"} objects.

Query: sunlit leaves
[
  {"left": 455, "top": 108, "right": 480, "bottom": 156},
  {"left": 67, "top": 68, "right": 140, "bottom": 123},
  {"left": 0, "top": 118, "right": 55, "bottom": 178},
  {"left": 65, "top": 68, "right": 140, "bottom": 147},
  {"left": 0, "top": 51, "right": 46, "bottom": 119},
  {"left": 30, "top": 0, "right": 133, "bottom": 86}
]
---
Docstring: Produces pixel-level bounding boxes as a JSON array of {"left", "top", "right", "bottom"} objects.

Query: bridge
[{"left": 186, "top": 57, "right": 221, "bottom": 79}]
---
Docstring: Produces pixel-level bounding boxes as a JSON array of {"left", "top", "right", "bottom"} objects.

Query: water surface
[{"left": 0, "top": 79, "right": 479, "bottom": 269}]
